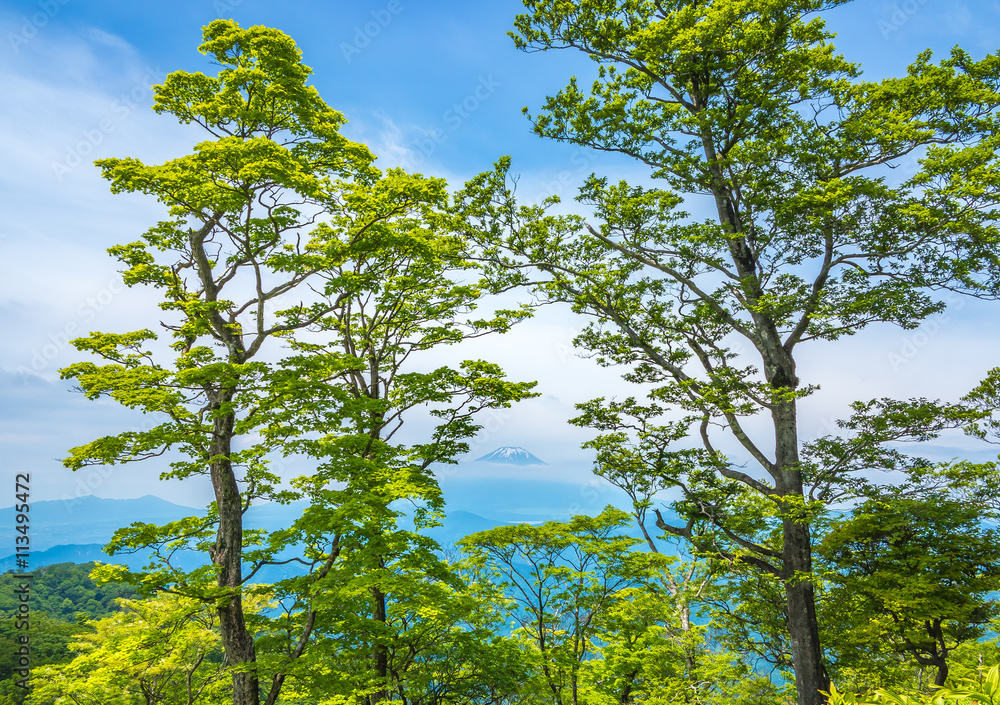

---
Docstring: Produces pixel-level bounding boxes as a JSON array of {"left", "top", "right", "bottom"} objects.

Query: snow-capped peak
[{"left": 475, "top": 446, "right": 546, "bottom": 466}]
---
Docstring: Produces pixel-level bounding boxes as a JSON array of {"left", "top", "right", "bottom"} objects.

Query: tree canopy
[
  {"left": 452, "top": 2, "right": 1000, "bottom": 704},
  {"left": 60, "top": 19, "right": 535, "bottom": 705}
]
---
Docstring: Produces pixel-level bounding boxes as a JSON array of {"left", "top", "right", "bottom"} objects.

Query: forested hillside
[
  {"left": 9, "top": 529, "right": 1000, "bottom": 705},
  {"left": 0, "top": 563, "right": 136, "bottom": 704}
]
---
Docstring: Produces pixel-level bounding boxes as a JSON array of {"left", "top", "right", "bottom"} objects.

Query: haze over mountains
[{"left": 1, "top": 447, "right": 667, "bottom": 574}]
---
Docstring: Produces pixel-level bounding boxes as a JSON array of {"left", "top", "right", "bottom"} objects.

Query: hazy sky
[{"left": 1, "top": 0, "right": 998, "bottom": 509}]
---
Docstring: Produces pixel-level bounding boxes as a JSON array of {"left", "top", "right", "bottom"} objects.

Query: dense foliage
[
  {"left": 57, "top": 18, "right": 534, "bottom": 705},
  {"left": 455, "top": 1, "right": 1000, "bottom": 703},
  {"left": 14, "top": 548, "right": 1000, "bottom": 704},
  {"left": 0, "top": 563, "right": 137, "bottom": 704},
  {"left": 0, "top": 562, "right": 135, "bottom": 622}
]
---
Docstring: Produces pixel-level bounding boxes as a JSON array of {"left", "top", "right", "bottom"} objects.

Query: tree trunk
[
  {"left": 679, "top": 604, "right": 697, "bottom": 679},
  {"left": 931, "top": 621, "right": 949, "bottom": 688},
  {"left": 209, "top": 391, "right": 259, "bottom": 705},
  {"left": 773, "top": 399, "right": 828, "bottom": 705},
  {"left": 371, "top": 585, "right": 389, "bottom": 704},
  {"left": 921, "top": 621, "right": 949, "bottom": 688},
  {"left": 934, "top": 662, "right": 948, "bottom": 688},
  {"left": 783, "top": 518, "right": 828, "bottom": 705}
]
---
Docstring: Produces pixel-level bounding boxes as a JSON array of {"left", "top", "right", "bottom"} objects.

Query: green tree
[
  {"left": 580, "top": 580, "right": 783, "bottom": 705},
  {"left": 457, "top": 2, "right": 1000, "bottom": 703},
  {"left": 0, "top": 612, "right": 87, "bottom": 704},
  {"left": 965, "top": 368, "right": 1000, "bottom": 443},
  {"left": 62, "top": 20, "right": 534, "bottom": 705},
  {"left": 0, "top": 563, "right": 134, "bottom": 622},
  {"left": 0, "top": 562, "right": 139, "bottom": 704},
  {"left": 461, "top": 507, "right": 669, "bottom": 705},
  {"left": 583, "top": 425, "right": 722, "bottom": 676},
  {"left": 580, "top": 436, "right": 781, "bottom": 703},
  {"left": 274, "top": 553, "right": 529, "bottom": 704},
  {"left": 27, "top": 592, "right": 233, "bottom": 705},
  {"left": 248, "top": 210, "right": 535, "bottom": 704},
  {"left": 706, "top": 559, "right": 794, "bottom": 680},
  {"left": 819, "top": 488, "right": 1000, "bottom": 688},
  {"left": 62, "top": 20, "right": 380, "bottom": 703}
]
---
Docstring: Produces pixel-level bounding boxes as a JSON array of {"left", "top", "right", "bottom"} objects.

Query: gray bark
[{"left": 209, "top": 390, "right": 259, "bottom": 705}]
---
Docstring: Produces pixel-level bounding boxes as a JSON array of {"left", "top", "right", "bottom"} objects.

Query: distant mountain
[
  {"left": 0, "top": 543, "right": 192, "bottom": 575},
  {"left": 0, "top": 544, "right": 109, "bottom": 574},
  {"left": 0, "top": 500, "right": 512, "bottom": 576},
  {"left": 0, "top": 494, "right": 198, "bottom": 551},
  {"left": 0, "top": 477, "right": 691, "bottom": 575},
  {"left": 475, "top": 446, "right": 546, "bottom": 466}
]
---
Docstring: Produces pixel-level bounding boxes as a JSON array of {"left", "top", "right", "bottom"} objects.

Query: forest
[{"left": 9, "top": 1, "right": 1000, "bottom": 704}]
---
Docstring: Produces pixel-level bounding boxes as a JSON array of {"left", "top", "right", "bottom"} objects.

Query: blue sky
[{"left": 1, "top": 0, "right": 999, "bottom": 511}]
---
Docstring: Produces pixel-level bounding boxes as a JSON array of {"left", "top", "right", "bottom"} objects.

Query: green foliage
[
  {"left": 272, "top": 560, "right": 530, "bottom": 704},
  {"left": 965, "top": 367, "right": 1000, "bottom": 443},
  {"left": 456, "top": 2, "right": 1000, "bottom": 702},
  {"left": 461, "top": 508, "right": 660, "bottom": 704},
  {"left": 0, "top": 564, "right": 139, "bottom": 703},
  {"left": 826, "top": 664, "right": 1000, "bottom": 705},
  {"left": 38, "top": 7, "right": 1000, "bottom": 705},
  {"left": 460, "top": 508, "right": 778, "bottom": 705},
  {"left": 819, "top": 487, "right": 1000, "bottom": 689},
  {"left": 26, "top": 592, "right": 234, "bottom": 705},
  {"left": 61, "top": 18, "right": 537, "bottom": 704},
  {"left": 0, "top": 563, "right": 135, "bottom": 622},
  {"left": 580, "top": 583, "right": 783, "bottom": 705}
]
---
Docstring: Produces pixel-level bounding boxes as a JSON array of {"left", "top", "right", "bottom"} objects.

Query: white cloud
[
  {"left": 83, "top": 26, "right": 136, "bottom": 53},
  {"left": 0, "top": 20, "right": 203, "bottom": 385}
]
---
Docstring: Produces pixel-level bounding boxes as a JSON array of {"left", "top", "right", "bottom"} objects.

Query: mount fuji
[{"left": 475, "top": 446, "right": 546, "bottom": 466}]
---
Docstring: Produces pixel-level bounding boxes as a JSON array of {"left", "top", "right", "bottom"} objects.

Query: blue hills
[
  {"left": 0, "top": 474, "right": 679, "bottom": 576},
  {"left": 0, "top": 495, "right": 507, "bottom": 577},
  {"left": 1, "top": 494, "right": 197, "bottom": 552}
]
